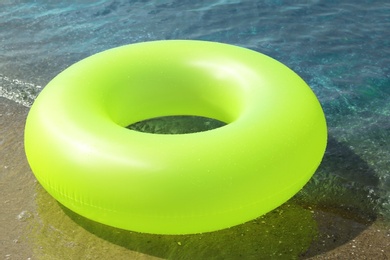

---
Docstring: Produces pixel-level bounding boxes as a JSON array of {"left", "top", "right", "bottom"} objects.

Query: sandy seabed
[{"left": 1, "top": 97, "right": 389, "bottom": 260}]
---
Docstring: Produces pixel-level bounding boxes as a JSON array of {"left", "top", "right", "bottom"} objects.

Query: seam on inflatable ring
[
  {"left": 36, "top": 163, "right": 321, "bottom": 219},
  {"left": 38, "top": 178, "right": 118, "bottom": 214}
]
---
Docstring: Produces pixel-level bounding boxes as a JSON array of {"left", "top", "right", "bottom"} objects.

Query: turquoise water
[{"left": 1, "top": 0, "right": 390, "bottom": 257}]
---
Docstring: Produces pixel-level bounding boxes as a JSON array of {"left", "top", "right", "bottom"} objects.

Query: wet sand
[{"left": 1, "top": 97, "right": 389, "bottom": 259}]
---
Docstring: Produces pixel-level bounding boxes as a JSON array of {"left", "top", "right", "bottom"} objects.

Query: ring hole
[{"left": 126, "top": 115, "right": 227, "bottom": 134}]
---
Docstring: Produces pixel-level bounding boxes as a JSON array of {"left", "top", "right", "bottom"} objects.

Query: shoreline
[
  {"left": 1, "top": 97, "right": 35, "bottom": 259},
  {"left": 1, "top": 97, "right": 389, "bottom": 259}
]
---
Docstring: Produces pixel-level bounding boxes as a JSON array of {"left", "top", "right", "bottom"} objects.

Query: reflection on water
[
  {"left": 297, "top": 137, "right": 379, "bottom": 223},
  {"left": 127, "top": 115, "right": 226, "bottom": 134}
]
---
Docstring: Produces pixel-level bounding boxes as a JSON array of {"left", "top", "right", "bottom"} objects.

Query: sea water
[{"left": 1, "top": 0, "right": 390, "bottom": 251}]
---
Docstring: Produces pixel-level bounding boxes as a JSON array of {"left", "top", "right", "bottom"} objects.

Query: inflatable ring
[{"left": 25, "top": 40, "right": 327, "bottom": 234}]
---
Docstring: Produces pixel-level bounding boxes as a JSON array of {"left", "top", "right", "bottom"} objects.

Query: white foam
[{"left": 0, "top": 75, "right": 42, "bottom": 107}]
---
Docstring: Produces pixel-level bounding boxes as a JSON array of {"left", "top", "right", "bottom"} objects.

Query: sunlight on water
[{"left": 0, "top": 75, "right": 41, "bottom": 107}]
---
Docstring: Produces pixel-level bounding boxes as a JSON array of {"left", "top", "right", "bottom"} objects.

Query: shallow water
[{"left": 1, "top": 0, "right": 390, "bottom": 258}]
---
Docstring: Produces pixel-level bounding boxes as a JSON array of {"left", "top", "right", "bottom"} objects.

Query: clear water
[{"left": 1, "top": 0, "right": 390, "bottom": 257}]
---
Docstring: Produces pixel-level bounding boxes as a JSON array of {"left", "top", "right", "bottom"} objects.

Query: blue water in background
[{"left": 1, "top": 0, "right": 390, "bottom": 220}]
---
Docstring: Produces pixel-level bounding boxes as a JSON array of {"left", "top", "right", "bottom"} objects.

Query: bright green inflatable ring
[{"left": 25, "top": 40, "right": 327, "bottom": 234}]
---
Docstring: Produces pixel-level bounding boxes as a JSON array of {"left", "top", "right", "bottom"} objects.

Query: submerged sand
[{"left": 1, "top": 97, "right": 389, "bottom": 259}]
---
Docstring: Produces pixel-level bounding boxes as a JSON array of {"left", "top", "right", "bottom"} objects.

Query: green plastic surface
[{"left": 24, "top": 40, "right": 327, "bottom": 234}]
